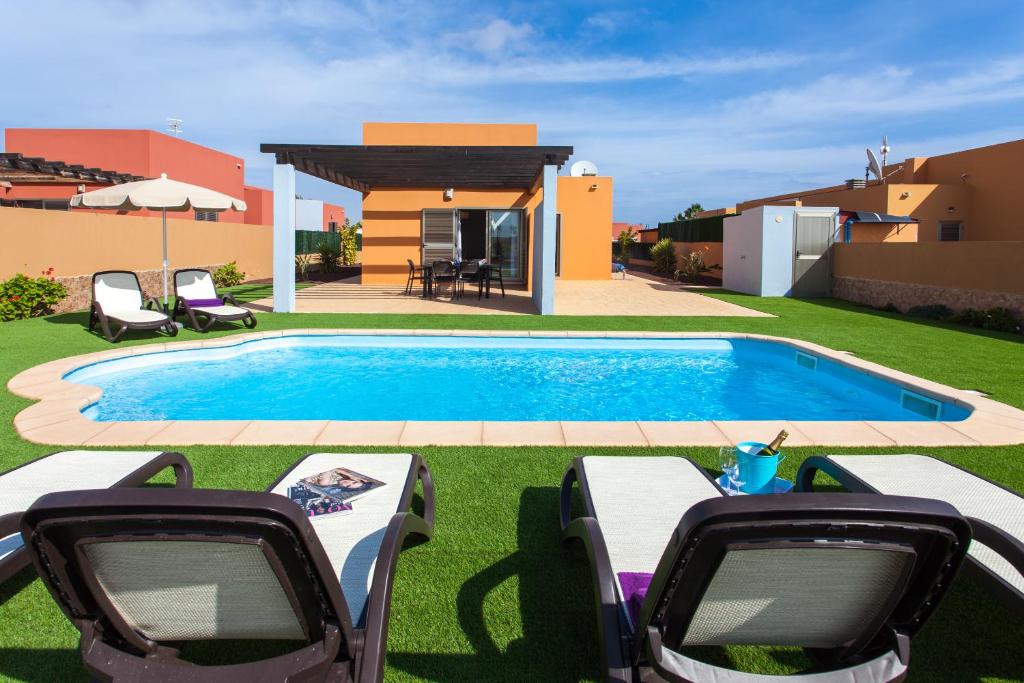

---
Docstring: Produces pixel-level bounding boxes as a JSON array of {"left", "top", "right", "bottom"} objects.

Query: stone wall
[
  {"left": 54, "top": 264, "right": 225, "bottom": 314},
  {"left": 833, "top": 276, "right": 1024, "bottom": 317}
]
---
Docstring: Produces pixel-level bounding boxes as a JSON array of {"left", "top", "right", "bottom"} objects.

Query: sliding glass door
[{"left": 487, "top": 210, "right": 524, "bottom": 282}]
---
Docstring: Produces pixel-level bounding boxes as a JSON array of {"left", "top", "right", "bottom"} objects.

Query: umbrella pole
[{"left": 162, "top": 208, "right": 169, "bottom": 312}]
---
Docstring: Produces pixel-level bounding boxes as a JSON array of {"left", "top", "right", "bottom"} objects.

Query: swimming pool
[{"left": 65, "top": 335, "right": 970, "bottom": 422}]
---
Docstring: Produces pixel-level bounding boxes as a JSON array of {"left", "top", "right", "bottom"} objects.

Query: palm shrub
[
  {"left": 317, "top": 240, "right": 340, "bottom": 273},
  {"left": 616, "top": 226, "right": 638, "bottom": 263},
  {"left": 649, "top": 238, "right": 677, "bottom": 274},
  {"left": 212, "top": 261, "right": 245, "bottom": 288},
  {"left": 0, "top": 269, "right": 67, "bottom": 321},
  {"left": 295, "top": 253, "right": 314, "bottom": 281},
  {"left": 675, "top": 248, "right": 714, "bottom": 283}
]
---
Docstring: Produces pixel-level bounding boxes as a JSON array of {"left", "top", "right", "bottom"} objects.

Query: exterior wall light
[
  {"left": 899, "top": 191, "right": 911, "bottom": 199},
  {"left": 443, "top": 188, "right": 454, "bottom": 201},
  {"left": 589, "top": 183, "right": 599, "bottom": 191},
  {"left": 947, "top": 206, "right": 956, "bottom": 214}
]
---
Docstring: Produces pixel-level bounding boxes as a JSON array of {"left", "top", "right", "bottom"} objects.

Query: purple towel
[
  {"left": 617, "top": 572, "right": 653, "bottom": 623},
  {"left": 186, "top": 298, "right": 223, "bottom": 307}
]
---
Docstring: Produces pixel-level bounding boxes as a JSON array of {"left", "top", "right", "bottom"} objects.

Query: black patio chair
[
  {"left": 430, "top": 260, "right": 456, "bottom": 298},
  {"left": 483, "top": 263, "right": 505, "bottom": 298},
  {"left": 456, "top": 259, "right": 486, "bottom": 299},
  {"left": 405, "top": 259, "right": 427, "bottom": 296}
]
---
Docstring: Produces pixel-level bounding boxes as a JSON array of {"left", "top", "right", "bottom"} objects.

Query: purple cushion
[
  {"left": 617, "top": 572, "right": 653, "bottom": 624},
  {"left": 186, "top": 298, "right": 223, "bottom": 307}
]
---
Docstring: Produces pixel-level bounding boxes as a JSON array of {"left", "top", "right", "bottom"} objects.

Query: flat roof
[{"left": 260, "top": 144, "right": 573, "bottom": 192}]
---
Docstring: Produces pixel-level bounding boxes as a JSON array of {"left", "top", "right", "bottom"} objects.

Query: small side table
[{"left": 716, "top": 475, "right": 793, "bottom": 496}]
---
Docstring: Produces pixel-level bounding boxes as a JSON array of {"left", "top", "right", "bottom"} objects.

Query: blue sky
[{"left": 4, "top": 0, "right": 1024, "bottom": 224}]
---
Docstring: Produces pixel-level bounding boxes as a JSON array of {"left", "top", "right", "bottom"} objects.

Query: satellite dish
[
  {"left": 866, "top": 148, "right": 882, "bottom": 180},
  {"left": 570, "top": 160, "right": 599, "bottom": 177}
]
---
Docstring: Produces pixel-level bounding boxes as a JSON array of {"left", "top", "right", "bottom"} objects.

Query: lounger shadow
[
  {"left": 561, "top": 455, "right": 972, "bottom": 682},
  {"left": 21, "top": 452, "right": 434, "bottom": 682}
]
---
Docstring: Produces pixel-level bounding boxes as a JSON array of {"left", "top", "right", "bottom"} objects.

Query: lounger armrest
[
  {"left": 358, "top": 510, "right": 432, "bottom": 683},
  {"left": 221, "top": 292, "right": 240, "bottom": 306},
  {"left": 143, "top": 297, "right": 163, "bottom": 312},
  {"left": 796, "top": 455, "right": 880, "bottom": 494},
  {"left": 967, "top": 515, "right": 1024, "bottom": 577},
  {"left": 0, "top": 512, "right": 18, "bottom": 540}
]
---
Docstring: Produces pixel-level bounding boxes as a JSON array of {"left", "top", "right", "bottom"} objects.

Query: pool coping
[{"left": 8, "top": 328, "right": 1024, "bottom": 447}]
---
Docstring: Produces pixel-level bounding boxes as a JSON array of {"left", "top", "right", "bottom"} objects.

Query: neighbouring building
[
  {"left": 2, "top": 128, "right": 345, "bottom": 230},
  {"left": 732, "top": 138, "right": 1024, "bottom": 243},
  {"left": 612, "top": 221, "right": 644, "bottom": 240},
  {"left": 262, "top": 122, "right": 613, "bottom": 314}
]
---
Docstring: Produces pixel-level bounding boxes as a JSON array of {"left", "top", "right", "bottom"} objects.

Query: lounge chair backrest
[
  {"left": 174, "top": 269, "right": 218, "bottom": 300},
  {"left": 93, "top": 271, "right": 143, "bottom": 312},
  {"left": 638, "top": 494, "right": 970, "bottom": 660},
  {"left": 22, "top": 488, "right": 355, "bottom": 655}
]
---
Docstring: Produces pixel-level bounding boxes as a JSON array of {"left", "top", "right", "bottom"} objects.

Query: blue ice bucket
[{"left": 736, "top": 441, "right": 786, "bottom": 494}]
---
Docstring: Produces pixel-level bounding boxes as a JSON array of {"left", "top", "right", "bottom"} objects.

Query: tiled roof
[{"left": 0, "top": 152, "right": 144, "bottom": 185}]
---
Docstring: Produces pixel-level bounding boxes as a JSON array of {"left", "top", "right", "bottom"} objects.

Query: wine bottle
[{"left": 758, "top": 430, "right": 788, "bottom": 456}]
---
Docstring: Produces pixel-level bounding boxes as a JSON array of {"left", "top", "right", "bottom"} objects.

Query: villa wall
[
  {"left": 0, "top": 206, "right": 272, "bottom": 312},
  {"left": 555, "top": 176, "right": 612, "bottom": 280},
  {"left": 833, "top": 241, "right": 1024, "bottom": 316}
]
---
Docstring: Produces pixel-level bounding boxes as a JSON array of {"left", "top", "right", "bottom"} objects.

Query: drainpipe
[{"left": 843, "top": 218, "right": 854, "bottom": 244}]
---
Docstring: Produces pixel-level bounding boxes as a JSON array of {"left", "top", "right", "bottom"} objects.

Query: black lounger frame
[
  {"left": 172, "top": 268, "right": 257, "bottom": 332},
  {"left": 22, "top": 452, "right": 434, "bottom": 682},
  {"left": 561, "top": 456, "right": 971, "bottom": 683},
  {"left": 798, "top": 454, "right": 1024, "bottom": 609},
  {"left": 0, "top": 450, "right": 192, "bottom": 583},
  {"left": 89, "top": 270, "right": 179, "bottom": 343}
]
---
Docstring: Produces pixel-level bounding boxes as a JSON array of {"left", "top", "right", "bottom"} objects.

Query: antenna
[
  {"left": 166, "top": 118, "right": 183, "bottom": 137},
  {"left": 866, "top": 148, "right": 881, "bottom": 182},
  {"left": 879, "top": 135, "right": 890, "bottom": 174}
]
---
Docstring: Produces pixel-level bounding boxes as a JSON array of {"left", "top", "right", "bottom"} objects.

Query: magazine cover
[
  {"left": 287, "top": 482, "right": 353, "bottom": 518},
  {"left": 300, "top": 467, "right": 387, "bottom": 504}
]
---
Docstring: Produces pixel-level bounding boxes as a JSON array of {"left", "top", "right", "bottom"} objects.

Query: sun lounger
[
  {"left": 173, "top": 268, "right": 256, "bottom": 332},
  {"left": 21, "top": 452, "right": 434, "bottom": 682},
  {"left": 797, "top": 453, "right": 1024, "bottom": 606},
  {"left": 561, "top": 455, "right": 971, "bottom": 682},
  {"left": 1, "top": 450, "right": 192, "bottom": 583},
  {"left": 89, "top": 270, "right": 178, "bottom": 342}
]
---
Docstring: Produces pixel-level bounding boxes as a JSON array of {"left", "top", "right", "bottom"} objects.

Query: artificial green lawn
[{"left": 0, "top": 291, "right": 1022, "bottom": 682}]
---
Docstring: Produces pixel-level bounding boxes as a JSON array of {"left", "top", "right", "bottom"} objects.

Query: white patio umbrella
[{"left": 70, "top": 173, "right": 247, "bottom": 310}]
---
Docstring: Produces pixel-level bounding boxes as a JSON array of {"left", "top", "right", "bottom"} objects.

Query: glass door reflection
[{"left": 487, "top": 210, "right": 524, "bottom": 282}]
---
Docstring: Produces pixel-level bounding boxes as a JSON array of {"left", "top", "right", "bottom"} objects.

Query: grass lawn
[{"left": 0, "top": 291, "right": 1022, "bottom": 682}]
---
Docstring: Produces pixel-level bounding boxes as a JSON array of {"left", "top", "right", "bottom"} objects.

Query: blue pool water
[{"left": 66, "top": 336, "right": 970, "bottom": 422}]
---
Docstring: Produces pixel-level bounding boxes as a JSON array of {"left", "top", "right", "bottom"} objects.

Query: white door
[{"left": 792, "top": 212, "right": 834, "bottom": 297}]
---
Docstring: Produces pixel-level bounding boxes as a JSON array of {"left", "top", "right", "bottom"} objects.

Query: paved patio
[{"left": 248, "top": 274, "right": 770, "bottom": 317}]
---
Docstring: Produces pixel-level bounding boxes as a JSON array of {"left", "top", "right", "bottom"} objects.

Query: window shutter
[
  {"left": 422, "top": 210, "right": 455, "bottom": 263},
  {"left": 939, "top": 221, "right": 961, "bottom": 241}
]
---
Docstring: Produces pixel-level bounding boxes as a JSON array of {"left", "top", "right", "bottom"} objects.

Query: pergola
[{"left": 260, "top": 144, "right": 573, "bottom": 314}]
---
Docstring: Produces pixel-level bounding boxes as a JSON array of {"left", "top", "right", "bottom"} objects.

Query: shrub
[
  {"left": 317, "top": 240, "right": 340, "bottom": 273},
  {"left": 674, "top": 247, "right": 717, "bottom": 283},
  {"left": 981, "top": 307, "right": 1020, "bottom": 333},
  {"left": 948, "top": 308, "right": 987, "bottom": 327},
  {"left": 295, "top": 253, "right": 314, "bottom": 281},
  {"left": 616, "top": 226, "right": 638, "bottom": 264},
  {"left": 339, "top": 224, "right": 359, "bottom": 265},
  {"left": 0, "top": 269, "right": 68, "bottom": 321},
  {"left": 649, "top": 238, "right": 677, "bottom": 274},
  {"left": 907, "top": 304, "right": 953, "bottom": 321},
  {"left": 212, "top": 261, "right": 245, "bottom": 288}
]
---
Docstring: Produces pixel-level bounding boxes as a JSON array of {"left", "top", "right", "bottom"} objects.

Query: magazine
[
  {"left": 286, "top": 466, "right": 386, "bottom": 518},
  {"left": 287, "top": 483, "right": 353, "bottom": 518},
  {"left": 300, "top": 467, "right": 386, "bottom": 504}
]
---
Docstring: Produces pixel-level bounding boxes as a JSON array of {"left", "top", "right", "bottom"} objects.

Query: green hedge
[
  {"left": 295, "top": 230, "right": 340, "bottom": 255},
  {"left": 657, "top": 214, "right": 734, "bottom": 242}
]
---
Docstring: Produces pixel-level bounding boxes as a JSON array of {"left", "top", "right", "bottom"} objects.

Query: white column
[
  {"left": 273, "top": 163, "right": 296, "bottom": 313},
  {"left": 531, "top": 164, "right": 557, "bottom": 315}
]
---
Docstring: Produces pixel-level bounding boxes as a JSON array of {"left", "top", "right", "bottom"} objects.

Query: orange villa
[{"left": 262, "top": 123, "right": 613, "bottom": 314}]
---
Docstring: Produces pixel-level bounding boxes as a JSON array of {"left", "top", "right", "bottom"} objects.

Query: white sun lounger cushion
[
  {"left": 579, "top": 456, "right": 723, "bottom": 614},
  {"left": 104, "top": 309, "right": 169, "bottom": 324},
  {"left": 0, "top": 451, "right": 176, "bottom": 562},
  {"left": 827, "top": 454, "right": 1024, "bottom": 594},
  {"left": 191, "top": 304, "right": 249, "bottom": 317},
  {"left": 94, "top": 272, "right": 144, "bottom": 311},
  {"left": 269, "top": 453, "right": 414, "bottom": 623},
  {"left": 175, "top": 270, "right": 218, "bottom": 300}
]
